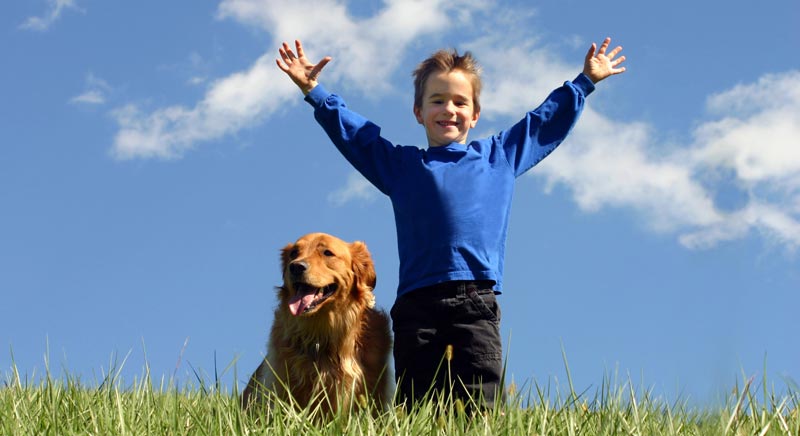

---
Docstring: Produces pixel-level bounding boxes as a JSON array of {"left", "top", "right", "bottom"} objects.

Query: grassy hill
[{"left": 2, "top": 361, "right": 798, "bottom": 435}]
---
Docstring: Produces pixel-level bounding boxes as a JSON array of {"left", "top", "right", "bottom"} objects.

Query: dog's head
[{"left": 278, "top": 233, "right": 376, "bottom": 317}]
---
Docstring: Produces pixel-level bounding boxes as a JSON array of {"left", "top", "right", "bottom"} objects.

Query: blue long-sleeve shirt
[{"left": 304, "top": 74, "right": 594, "bottom": 296}]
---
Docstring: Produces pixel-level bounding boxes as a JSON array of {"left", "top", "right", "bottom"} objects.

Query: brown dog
[{"left": 242, "top": 233, "right": 392, "bottom": 413}]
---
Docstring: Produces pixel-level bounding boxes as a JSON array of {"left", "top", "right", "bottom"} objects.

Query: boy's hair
[{"left": 413, "top": 49, "right": 483, "bottom": 112}]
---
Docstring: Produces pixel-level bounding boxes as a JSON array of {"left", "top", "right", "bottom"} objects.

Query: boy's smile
[{"left": 414, "top": 70, "right": 480, "bottom": 148}]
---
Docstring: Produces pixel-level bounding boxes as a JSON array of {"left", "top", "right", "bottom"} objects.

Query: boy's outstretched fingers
[
  {"left": 583, "top": 36, "right": 626, "bottom": 83},
  {"left": 275, "top": 39, "right": 332, "bottom": 94},
  {"left": 307, "top": 56, "right": 331, "bottom": 81},
  {"left": 585, "top": 42, "right": 597, "bottom": 63},
  {"left": 597, "top": 37, "right": 611, "bottom": 55}
]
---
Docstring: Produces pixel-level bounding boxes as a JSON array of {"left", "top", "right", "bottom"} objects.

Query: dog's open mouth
[{"left": 288, "top": 283, "right": 338, "bottom": 316}]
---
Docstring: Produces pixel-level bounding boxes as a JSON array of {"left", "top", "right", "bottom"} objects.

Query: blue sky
[{"left": 2, "top": 0, "right": 799, "bottom": 405}]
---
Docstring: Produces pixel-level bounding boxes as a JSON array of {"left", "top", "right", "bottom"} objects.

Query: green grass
[{"left": 2, "top": 359, "right": 798, "bottom": 435}]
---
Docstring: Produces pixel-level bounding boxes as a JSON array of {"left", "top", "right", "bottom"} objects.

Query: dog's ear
[
  {"left": 349, "top": 241, "right": 377, "bottom": 305},
  {"left": 280, "top": 243, "right": 295, "bottom": 274}
]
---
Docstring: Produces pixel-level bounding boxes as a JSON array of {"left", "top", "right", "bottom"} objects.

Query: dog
[{"left": 242, "top": 233, "right": 392, "bottom": 414}]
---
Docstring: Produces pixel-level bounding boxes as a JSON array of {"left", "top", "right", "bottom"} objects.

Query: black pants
[{"left": 390, "top": 281, "right": 504, "bottom": 408}]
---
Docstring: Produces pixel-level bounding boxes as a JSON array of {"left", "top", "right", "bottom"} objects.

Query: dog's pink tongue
[{"left": 288, "top": 292, "right": 317, "bottom": 316}]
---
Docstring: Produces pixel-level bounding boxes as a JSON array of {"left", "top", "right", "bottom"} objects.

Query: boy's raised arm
[
  {"left": 582, "top": 37, "right": 626, "bottom": 84},
  {"left": 276, "top": 40, "right": 332, "bottom": 95}
]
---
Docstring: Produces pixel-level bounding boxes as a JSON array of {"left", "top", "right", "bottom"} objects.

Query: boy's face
[{"left": 414, "top": 70, "right": 480, "bottom": 148}]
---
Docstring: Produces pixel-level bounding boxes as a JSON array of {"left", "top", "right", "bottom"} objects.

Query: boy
[{"left": 276, "top": 38, "right": 626, "bottom": 408}]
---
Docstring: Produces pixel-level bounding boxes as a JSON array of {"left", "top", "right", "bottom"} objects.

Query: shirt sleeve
[
  {"left": 304, "top": 84, "right": 403, "bottom": 195},
  {"left": 496, "top": 73, "right": 595, "bottom": 177}
]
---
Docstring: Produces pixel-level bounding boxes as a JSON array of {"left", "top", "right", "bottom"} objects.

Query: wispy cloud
[
  {"left": 327, "top": 171, "right": 379, "bottom": 206},
  {"left": 539, "top": 111, "right": 722, "bottom": 231},
  {"left": 71, "top": 90, "right": 105, "bottom": 105},
  {"left": 110, "top": 0, "right": 486, "bottom": 160},
  {"left": 111, "top": 54, "right": 295, "bottom": 160},
  {"left": 684, "top": 71, "right": 800, "bottom": 248},
  {"left": 20, "top": 0, "right": 81, "bottom": 32},
  {"left": 217, "top": 0, "right": 484, "bottom": 93},
  {"left": 115, "top": 52, "right": 246, "bottom": 159},
  {"left": 535, "top": 71, "right": 800, "bottom": 251},
  {"left": 158, "top": 51, "right": 213, "bottom": 87},
  {"left": 70, "top": 73, "right": 111, "bottom": 105}
]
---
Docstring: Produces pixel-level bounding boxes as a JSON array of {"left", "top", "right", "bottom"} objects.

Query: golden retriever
[{"left": 242, "top": 233, "right": 392, "bottom": 414}]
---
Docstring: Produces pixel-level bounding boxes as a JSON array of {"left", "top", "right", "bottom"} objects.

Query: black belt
[{"left": 410, "top": 280, "right": 496, "bottom": 297}]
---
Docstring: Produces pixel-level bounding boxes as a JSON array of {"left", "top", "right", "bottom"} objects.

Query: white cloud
[
  {"left": 112, "top": 54, "right": 295, "bottom": 160},
  {"left": 158, "top": 51, "right": 212, "bottom": 87},
  {"left": 217, "top": 0, "right": 485, "bottom": 92},
  {"left": 678, "top": 202, "right": 800, "bottom": 250},
  {"left": 531, "top": 70, "right": 800, "bottom": 251},
  {"left": 685, "top": 71, "right": 800, "bottom": 249},
  {"left": 111, "top": 0, "right": 487, "bottom": 160},
  {"left": 538, "top": 110, "right": 723, "bottom": 232},
  {"left": 20, "top": 0, "right": 81, "bottom": 32},
  {"left": 328, "top": 171, "right": 379, "bottom": 206},
  {"left": 71, "top": 90, "right": 105, "bottom": 105},
  {"left": 692, "top": 71, "right": 800, "bottom": 183},
  {"left": 70, "top": 73, "right": 111, "bottom": 106}
]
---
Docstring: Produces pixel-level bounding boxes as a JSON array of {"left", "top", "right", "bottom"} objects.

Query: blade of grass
[
  {"left": 725, "top": 375, "right": 753, "bottom": 434},
  {"left": 560, "top": 340, "right": 579, "bottom": 408}
]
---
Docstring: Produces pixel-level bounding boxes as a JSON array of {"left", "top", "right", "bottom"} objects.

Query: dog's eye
[
  {"left": 289, "top": 248, "right": 299, "bottom": 259},
  {"left": 323, "top": 249, "right": 335, "bottom": 257}
]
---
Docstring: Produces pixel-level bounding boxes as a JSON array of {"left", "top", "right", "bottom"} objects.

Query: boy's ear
[
  {"left": 470, "top": 110, "right": 480, "bottom": 128},
  {"left": 413, "top": 106, "right": 423, "bottom": 124}
]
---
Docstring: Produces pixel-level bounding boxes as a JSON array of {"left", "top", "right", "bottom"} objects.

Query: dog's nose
[{"left": 289, "top": 261, "right": 308, "bottom": 277}]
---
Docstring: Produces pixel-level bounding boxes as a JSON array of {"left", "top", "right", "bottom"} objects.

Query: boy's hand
[
  {"left": 583, "top": 37, "right": 626, "bottom": 83},
  {"left": 276, "top": 40, "right": 331, "bottom": 95}
]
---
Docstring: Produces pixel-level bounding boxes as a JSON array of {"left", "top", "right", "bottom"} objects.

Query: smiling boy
[
  {"left": 276, "top": 38, "right": 626, "bottom": 408},
  {"left": 414, "top": 68, "right": 479, "bottom": 147}
]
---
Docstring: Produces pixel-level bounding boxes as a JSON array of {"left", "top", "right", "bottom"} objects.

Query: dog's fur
[{"left": 242, "top": 233, "right": 392, "bottom": 413}]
